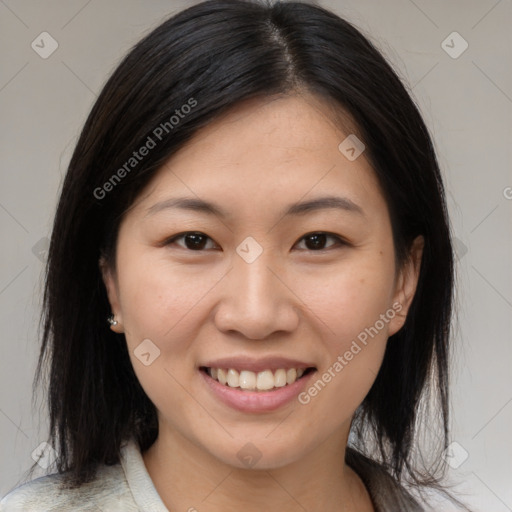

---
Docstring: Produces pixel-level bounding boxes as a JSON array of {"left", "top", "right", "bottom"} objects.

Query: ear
[
  {"left": 99, "top": 255, "right": 124, "bottom": 333},
  {"left": 387, "top": 235, "right": 424, "bottom": 337}
]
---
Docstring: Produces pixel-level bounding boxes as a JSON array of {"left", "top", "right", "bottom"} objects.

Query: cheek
[
  {"left": 115, "top": 252, "right": 230, "bottom": 396},
  {"left": 303, "top": 257, "right": 396, "bottom": 349},
  {"left": 115, "top": 255, "right": 218, "bottom": 417},
  {"left": 296, "top": 276, "right": 393, "bottom": 427},
  {"left": 295, "top": 254, "right": 396, "bottom": 411},
  {"left": 117, "top": 254, "right": 215, "bottom": 339}
]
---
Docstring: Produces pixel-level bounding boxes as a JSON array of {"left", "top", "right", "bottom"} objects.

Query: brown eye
[
  {"left": 295, "top": 232, "right": 345, "bottom": 251},
  {"left": 166, "top": 232, "right": 217, "bottom": 251}
]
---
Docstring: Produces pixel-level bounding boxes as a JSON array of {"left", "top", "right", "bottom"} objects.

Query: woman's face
[{"left": 102, "top": 93, "right": 422, "bottom": 469}]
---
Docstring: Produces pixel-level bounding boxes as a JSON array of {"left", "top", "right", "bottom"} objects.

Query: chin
[{"left": 201, "top": 433, "right": 313, "bottom": 471}]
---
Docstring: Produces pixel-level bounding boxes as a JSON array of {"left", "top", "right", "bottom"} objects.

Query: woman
[{"left": 1, "top": 0, "right": 462, "bottom": 510}]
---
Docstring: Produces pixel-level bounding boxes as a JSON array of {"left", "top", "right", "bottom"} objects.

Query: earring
[{"left": 107, "top": 314, "right": 118, "bottom": 326}]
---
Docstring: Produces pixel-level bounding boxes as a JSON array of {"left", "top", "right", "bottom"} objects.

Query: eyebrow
[{"left": 145, "top": 195, "right": 365, "bottom": 219}]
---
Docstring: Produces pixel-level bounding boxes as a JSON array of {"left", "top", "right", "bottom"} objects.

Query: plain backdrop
[{"left": 0, "top": 1, "right": 511, "bottom": 510}]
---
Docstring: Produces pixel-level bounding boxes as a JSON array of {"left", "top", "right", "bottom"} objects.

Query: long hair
[{"left": 23, "top": 0, "right": 455, "bottom": 500}]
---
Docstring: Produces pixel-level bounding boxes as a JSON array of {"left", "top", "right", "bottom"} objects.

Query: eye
[
  {"left": 163, "top": 231, "right": 346, "bottom": 252},
  {"left": 294, "top": 232, "right": 346, "bottom": 251},
  {"left": 164, "top": 231, "right": 218, "bottom": 251}
]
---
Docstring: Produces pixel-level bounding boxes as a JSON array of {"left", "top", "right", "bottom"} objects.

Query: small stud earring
[{"left": 107, "top": 314, "right": 118, "bottom": 326}]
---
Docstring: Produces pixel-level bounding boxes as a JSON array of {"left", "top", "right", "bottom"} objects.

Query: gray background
[{"left": 1, "top": 0, "right": 511, "bottom": 510}]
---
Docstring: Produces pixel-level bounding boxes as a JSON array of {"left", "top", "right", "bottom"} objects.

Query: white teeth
[
  {"left": 239, "top": 370, "right": 256, "bottom": 390},
  {"left": 206, "top": 366, "right": 311, "bottom": 391},
  {"left": 274, "top": 369, "right": 287, "bottom": 387},
  {"left": 227, "top": 369, "right": 239, "bottom": 388},
  {"left": 286, "top": 368, "right": 297, "bottom": 384},
  {"left": 256, "top": 370, "right": 275, "bottom": 390},
  {"left": 217, "top": 368, "right": 227, "bottom": 385}
]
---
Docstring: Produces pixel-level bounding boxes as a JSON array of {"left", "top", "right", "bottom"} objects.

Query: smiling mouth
[{"left": 200, "top": 366, "right": 316, "bottom": 392}]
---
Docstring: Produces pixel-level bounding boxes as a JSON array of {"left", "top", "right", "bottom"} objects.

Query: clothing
[{"left": 0, "top": 439, "right": 424, "bottom": 511}]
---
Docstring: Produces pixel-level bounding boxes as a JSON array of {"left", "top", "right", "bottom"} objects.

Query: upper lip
[{"left": 200, "top": 356, "right": 316, "bottom": 373}]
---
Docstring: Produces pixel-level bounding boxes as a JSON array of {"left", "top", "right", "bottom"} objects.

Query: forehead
[
  {"left": 169, "top": 93, "right": 360, "bottom": 166},
  {"left": 130, "top": 93, "right": 388, "bottom": 222}
]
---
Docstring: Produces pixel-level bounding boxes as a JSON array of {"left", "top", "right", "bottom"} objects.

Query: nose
[{"left": 213, "top": 248, "right": 300, "bottom": 340}]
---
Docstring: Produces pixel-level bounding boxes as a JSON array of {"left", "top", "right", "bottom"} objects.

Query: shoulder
[
  {"left": 346, "top": 447, "right": 425, "bottom": 512},
  {"left": 0, "top": 462, "right": 137, "bottom": 512}
]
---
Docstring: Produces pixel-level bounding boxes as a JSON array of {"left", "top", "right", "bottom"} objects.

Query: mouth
[{"left": 199, "top": 366, "right": 316, "bottom": 392}]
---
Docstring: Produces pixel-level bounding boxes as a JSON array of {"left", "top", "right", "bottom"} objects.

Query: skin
[{"left": 101, "top": 92, "right": 423, "bottom": 512}]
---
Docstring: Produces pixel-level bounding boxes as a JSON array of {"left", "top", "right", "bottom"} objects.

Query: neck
[{"left": 142, "top": 426, "right": 374, "bottom": 512}]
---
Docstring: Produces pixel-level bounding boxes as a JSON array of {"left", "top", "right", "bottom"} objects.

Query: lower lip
[{"left": 199, "top": 369, "right": 316, "bottom": 413}]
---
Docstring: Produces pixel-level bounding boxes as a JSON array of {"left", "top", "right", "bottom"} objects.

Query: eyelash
[{"left": 163, "top": 231, "right": 347, "bottom": 252}]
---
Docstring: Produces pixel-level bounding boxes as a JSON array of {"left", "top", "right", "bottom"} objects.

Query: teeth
[
  {"left": 256, "top": 370, "right": 274, "bottom": 390},
  {"left": 239, "top": 370, "right": 256, "bottom": 390},
  {"left": 207, "top": 366, "right": 311, "bottom": 391},
  {"left": 227, "top": 369, "right": 239, "bottom": 388},
  {"left": 274, "top": 369, "right": 287, "bottom": 387},
  {"left": 217, "top": 368, "right": 227, "bottom": 385},
  {"left": 286, "top": 368, "right": 297, "bottom": 384}
]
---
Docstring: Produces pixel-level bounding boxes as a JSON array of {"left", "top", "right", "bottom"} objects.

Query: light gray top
[{"left": 1, "top": 439, "right": 424, "bottom": 511}]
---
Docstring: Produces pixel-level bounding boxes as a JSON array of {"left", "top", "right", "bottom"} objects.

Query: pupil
[
  {"left": 186, "top": 233, "right": 206, "bottom": 250},
  {"left": 307, "top": 233, "right": 326, "bottom": 250}
]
